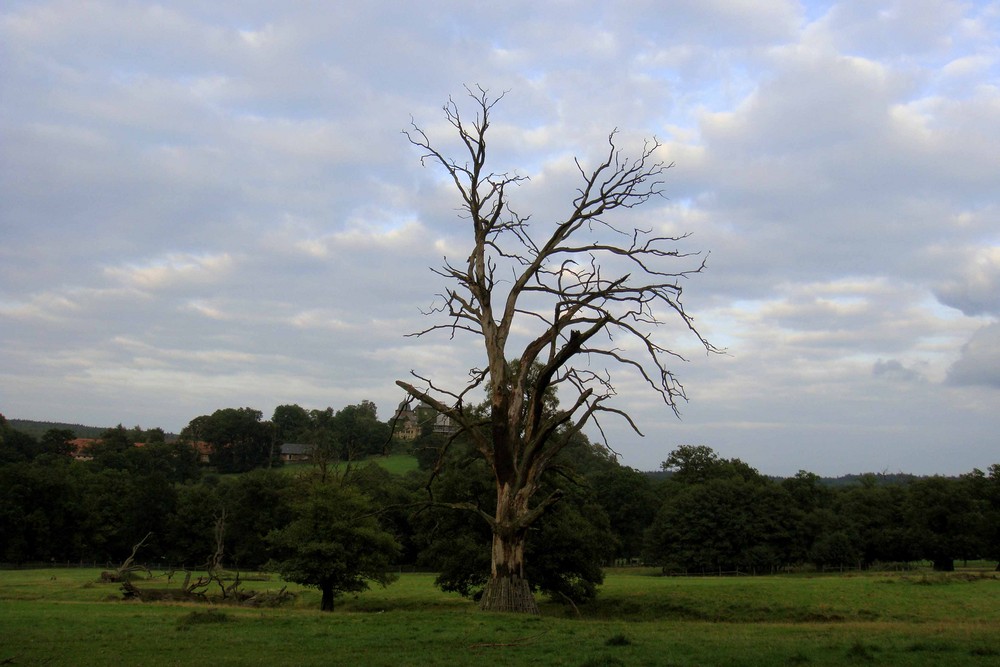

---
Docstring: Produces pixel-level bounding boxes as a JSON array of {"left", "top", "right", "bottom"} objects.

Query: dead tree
[
  {"left": 183, "top": 510, "right": 236, "bottom": 599},
  {"left": 398, "top": 87, "right": 716, "bottom": 613},
  {"left": 101, "top": 532, "right": 153, "bottom": 583}
]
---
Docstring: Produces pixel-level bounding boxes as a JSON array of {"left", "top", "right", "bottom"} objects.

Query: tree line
[{"left": 1, "top": 411, "right": 998, "bottom": 611}]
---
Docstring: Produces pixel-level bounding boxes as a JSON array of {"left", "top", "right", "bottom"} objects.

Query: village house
[
  {"left": 391, "top": 401, "right": 458, "bottom": 441},
  {"left": 280, "top": 442, "right": 313, "bottom": 462}
]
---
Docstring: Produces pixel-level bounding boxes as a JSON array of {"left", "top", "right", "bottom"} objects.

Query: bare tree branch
[{"left": 398, "top": 88, "right": 718, "bottom": 613}]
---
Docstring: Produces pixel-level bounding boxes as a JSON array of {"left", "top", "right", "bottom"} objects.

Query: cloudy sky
[{"left": 2, "top": 1, "right": 998, "bottom": 476}]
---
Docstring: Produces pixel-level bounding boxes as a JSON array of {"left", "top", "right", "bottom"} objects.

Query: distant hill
[
  {"left": 6, "top": 419, "right": 178, "bottom": 441},
  {"left": 7, "top": 419, "right": 110, "bottom": 439},
  {"left": 641, "top": 468, "right": 934, "bottom": 485},
  {"left": 816, "top": 472, "right": 925, "bottom": 487}
]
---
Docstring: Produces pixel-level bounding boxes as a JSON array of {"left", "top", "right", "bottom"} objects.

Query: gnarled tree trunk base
[{"left": 479, "top": 574, "right": 539, "bottom": 614}]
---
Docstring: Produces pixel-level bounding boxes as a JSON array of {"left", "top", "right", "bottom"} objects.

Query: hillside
[
  {"left": 7, "top": 419, "right": 111, "bottom": 440},
  {"left": 6, "top": 419, "right": 178, "bottom": 441}
]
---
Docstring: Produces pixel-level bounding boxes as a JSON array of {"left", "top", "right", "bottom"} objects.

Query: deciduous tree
[
  {"left": 272, "top": 404, "right": 312, "bottom": 444},
  {"left": 644, "top": 450, "right": 797, "bottom": 573},
  {"left": 397, "top": 88, "right": 715, "bottom": 613},
  {"left": 182, "top": 408, "right": 276, "bottom": 473},
  {"left": 266, "top": 480, "right": 399, "bottom": 612}
]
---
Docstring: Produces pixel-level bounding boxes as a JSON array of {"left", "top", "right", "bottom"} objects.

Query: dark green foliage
[
  {"left": 38, "top": 429, "right": 76, "bottom": 458},
  {"left": 0, "top": 427, "right": 44, "bottom": 463},
  {"left": 587, "top": 464, "right": 658, "bottom": 561},
  {"left": 266, "top": 479, "right": 400, "bottom": 611},
  {"left": 216, "top": 470, "right": 294, "bottom": 569},
  {"left": 92, "top": 441, "right": 200, "bottom": 483},
  {"left": 980, "top": 465, "right": 1000, "bottom": 565},
  {"left": 5, "top": 418, "right": 107, "bottom": 440},
  {"left": 159, "top": 469, "right": 294, "bottom": 570},
  {"left": 77, "top": 467, "right": 173, "bottom": 561},
  {"left": 905, "top": 475, "right": 984, "bottom": 570},
  {"left": 831, "top": 481, "right": 917, "bottom": 567},
  {"left": 411, "top": 430, "right": 449, "bottom": 471},
  {"left": 271, "top": 401, "right": 396, "bottom": 478},
  {"left": 293, "top": 401, "right": 391, "bottom": 460},
  {"left": 141, "top": 427, "right": 167, "bottom": 444},
  {"left": 271, "top": 404, "right": 313, "bottom": 443},
  {"left": 645, "top": 445, "right": 1000, "bottom": 574},
  {"left": 0, "top": 459, "right": 87, "bottom": 561},
  {"left": 162, "top": 483, "right": 223, "bottom": 567},
  {"left": 412, "top": 433, "right": 615, "bottom": 604},
  {"left": 348, "top": 463, "right": 421, "bottom": 564},
  {"left": 644, "top": 477, "right": 794, "bottom": 572},
  {"left": 91, "top": 424, "right": 133, "bottom": 457},
  {"left": 525, "top": 484, "right": 612, "bottom": 603},
  {"left": 782, "top": 471, "right": 834, "bottom": 564},
  {"left": 644, "top": 453, "right": 798, "bottom": 573},
  {"left": 142, "top": 441, "right": 201, "bottom": 484},
  {"left": 411, "top": 447, "right": 494, "bottom": 597},
  {"left": 529, "top": 434, "right": 616, "bottom": 601},
  {"left": 809, "top": 530, "right": 861, "bottom": 570},
  {"left": 661, "top": 444, "right": 759, "bottom": 485},
  {"left": 328, "top": 400, "right": 391, "bottom": 459},
  {"left": 2, "top": 404, "right": 999, "bottom": 584},
  {"left": 182, "top": 408, "right": 276, "bottom": 473}
]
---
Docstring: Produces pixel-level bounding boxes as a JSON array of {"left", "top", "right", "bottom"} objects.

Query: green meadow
[
  {"left": 1, "top": 567, "right": 998, "bottom": 666},
  {"left": 278, "top": 454, "right": 421, "bottom": 477}
]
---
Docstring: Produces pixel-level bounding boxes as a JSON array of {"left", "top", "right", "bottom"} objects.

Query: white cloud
[
  {"left": 934, "top": 245, "right": 1000, "bottom": 317},
  {"left": 183, "top": 299, "right": 232, "bottom": 321},
  {"left": 872, "top": 358, "right": 925, "bottom": 382},
  {"left": 806, "top": 0, "right": 970, "bottom": 59},
  {"left": 946, "top": 322, "right": 1000, "bottom": 388},
  {"left": 289, "top": 309, "right": 354, "bottom": 332},
  {"left": 104, "top": 253, "right": 234, "bottom": 290},
  {"left": 2, "top": 0, "right": 998, "bottom": 474}
]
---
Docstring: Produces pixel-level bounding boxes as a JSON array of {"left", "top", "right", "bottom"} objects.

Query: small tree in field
[
  {"left": 398, "top": 87, "right": 715, "bottom": 613},
  {"left": 267, "top": 481, "right": 399, "bottom": 612}
]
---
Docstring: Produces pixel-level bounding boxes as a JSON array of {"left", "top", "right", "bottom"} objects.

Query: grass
[
  {"left": 368, "top": 453, "right": 421, "bottom": 476},
  {"left": 1, "top": 567, "right": 998, "bottom": 666},
  {"left": 279, "top": 454, "right": 421, "bottom": 477},
  {"left": 175, "top": 608, "right": 232, "bottom": 628}
]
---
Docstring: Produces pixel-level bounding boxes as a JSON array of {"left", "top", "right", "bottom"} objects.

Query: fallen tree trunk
[
  {"left": 119, "top": 580, "right": 295, "bottom": 607},
  {"left": 101, "top": 532, "right": 153, "bottom": 583}
]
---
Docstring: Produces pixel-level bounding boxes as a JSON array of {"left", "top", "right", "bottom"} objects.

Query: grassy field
[
  {"left": 279, "top": 454, "right": 421, "bottom": 477},
  {"left": 1, "top": 566, "right": 998, "bottom": 666}
]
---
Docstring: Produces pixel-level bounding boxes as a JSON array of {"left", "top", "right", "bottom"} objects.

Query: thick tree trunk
[
  {"left": 479, "top": 530, "right": 538, "bottom": 614},
  {"left": 932, "top": 556, "right": 954, "bottom": 572},
  {"left": 479, "top": 477, "right": 539, "bottom": 616},
  {"left": 320, "top": 582, "right": 334, "bottom": 612}
]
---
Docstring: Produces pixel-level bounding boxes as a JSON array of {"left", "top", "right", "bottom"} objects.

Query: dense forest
[{"left": 2, "top": 407, "right": 998, "bottom": 606}]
